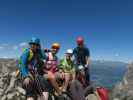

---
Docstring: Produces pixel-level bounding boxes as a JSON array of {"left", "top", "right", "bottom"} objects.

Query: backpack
[
  {"left": 16, "top": 48, "right": 34, "bottom": 76},
  {"left": 25, "top": 48, "right": 34, "bottom": 62},
  {"left": 96, "top": 87, "right": 109, "bottom": 100}
]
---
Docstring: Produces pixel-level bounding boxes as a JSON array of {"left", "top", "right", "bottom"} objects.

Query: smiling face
[
  {"left": 77, "top": 43, "right": 84, "bottom": 48},
  {"left": 30, "top": 43, "right": 39, "bottom": 52},
  {"left": 51, "top": 48, "right": 59, "bottom": 54},
  {"left": 65, "top": 53, "right": 72, "bottom": 60}
]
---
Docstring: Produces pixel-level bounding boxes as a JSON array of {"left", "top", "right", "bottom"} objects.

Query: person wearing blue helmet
[{"left": 18, "top": 37, "right": 48, "bottom": 100}]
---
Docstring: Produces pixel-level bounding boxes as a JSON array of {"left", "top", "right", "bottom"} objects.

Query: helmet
[
  {"left": 29, "top": 37, "right": 40, "bottom": 45},
  {"left": 76, "top": 36, "right": 84, "bottom": 45},
  {"left": 51, "top": 43, "right": 60, "bottom": 49},
  {"left": 66, "top": 49, "right": 73, "bottom": 54}
]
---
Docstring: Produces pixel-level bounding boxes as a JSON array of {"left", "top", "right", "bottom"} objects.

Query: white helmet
[{"left": 66, "top": 49, "right": 73, "bottom": 54}]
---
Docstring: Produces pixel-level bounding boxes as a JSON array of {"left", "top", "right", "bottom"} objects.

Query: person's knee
[
  {"left": 23, "top": 77, "right": 32, "bottom": 88},
  {"left": 65, "top": 75, "right": 70, "bottom": 79},
  {"left": 42, "top": 92, "right": 49, "bottom": 99},
  {"left": 27, "top": 97, "right": 34, "bottom": 100},
  {"left": 24, "top": 77, "right": 31, "bottom": 83},
  {"left": 22, "top": 77, "right": 34, "bottom": 97},
  {"left": 65, "top": 73, "right": 71, "bottom": 80},
  {"left": 65, "top": 73, "right": 71, "bottom": 77},
  {"left": 48, "top": 72, "right": 55, "bottom": 80}
]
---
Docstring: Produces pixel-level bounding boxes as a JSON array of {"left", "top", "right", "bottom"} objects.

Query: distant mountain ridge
[
  {"left": 92, "top": 60, "right": 127, "bottom": 67},
  {"left": 0, "top": 59, "right": 128, "bottom": 99},
  {"left": 90, "top": 60, "right": 127, "bottom": 89}
]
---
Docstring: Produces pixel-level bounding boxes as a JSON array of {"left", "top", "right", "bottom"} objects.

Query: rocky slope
[
  {"left": 112, "top": 63, "right": 133, "bottom": 100},
  {"left": 0, "top": 59, "right": 26, "bottom": 100},
  {"left": 0, "top": 59, "right": 128, "bottom": 100}
]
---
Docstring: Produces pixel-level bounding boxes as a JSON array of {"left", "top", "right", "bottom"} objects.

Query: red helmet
[{"left": 76, "top": 36, "right": 84, "bottom": 45}]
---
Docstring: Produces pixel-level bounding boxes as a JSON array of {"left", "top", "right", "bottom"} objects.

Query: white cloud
[
  {"left": 2, "top": 56, "right": 8, "bottom": 58},
  {"left": 19, "top": 42, "right": 28, "bottom": 47},
  {"left": 2, "top": 43, "right": 8, "bottom": 46},
  {"left": 0, "top": 43, "right": 28, "bottom": 58},
  {"left": 0, "top": 46, "right": 4, "bottom": 49},
  {"left": 115, "top": 53, "right": 120, "bottom": 57},
  {"left": 13, "top": 45, "right": 18, "bottom": 50},
  {"left": 0, "top": 43, "right": 9, "bottom": 50}
]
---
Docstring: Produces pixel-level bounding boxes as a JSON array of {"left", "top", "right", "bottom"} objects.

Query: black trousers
[
  {"left": 76, "top": 64, "right": 90, "bottom": 85},
  {"left": 84, "top": 67, "right": 90, "bottom": 85}
]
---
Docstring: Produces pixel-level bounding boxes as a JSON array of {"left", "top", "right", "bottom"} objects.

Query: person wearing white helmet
[
  {"left": 66, "top": 49, "right": 73, "bottom": 54},
  {"left": 59, "top": 49, "right": 75, "bottom": 92}
]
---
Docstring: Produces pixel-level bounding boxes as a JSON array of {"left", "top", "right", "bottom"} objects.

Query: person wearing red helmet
[
  {"left": 73, "top": 36, "right": 91, "bottom": 85},
  {"left": 76, "top": 36, "right": 84, "bottom": 45}
]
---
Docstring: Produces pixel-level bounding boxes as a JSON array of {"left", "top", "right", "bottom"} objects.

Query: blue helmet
[{"left": 29, "top": 37, "right": 40, "bottom": 45}]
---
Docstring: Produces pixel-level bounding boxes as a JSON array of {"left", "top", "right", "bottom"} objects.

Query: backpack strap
[
  {"left": 28, "top": 49, "right": 34, "bottom": 62},
  {"left": 47, "top": 52, "right": 54, "bottom": 61}
]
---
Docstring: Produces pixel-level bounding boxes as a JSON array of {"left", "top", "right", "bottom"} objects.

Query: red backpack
[{"left": 96, "top": 87, "right": 109, "bottom": 100}]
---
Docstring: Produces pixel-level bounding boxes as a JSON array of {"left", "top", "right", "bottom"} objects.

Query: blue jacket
[{"left": 18, "top": 48, "right": 46, "bottom": 77}]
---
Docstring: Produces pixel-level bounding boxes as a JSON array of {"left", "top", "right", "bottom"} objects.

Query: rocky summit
[
  {"left": 0, "top": 59, "right": 128, "bottom": 100},
  {"left": 0, "top": 59, "right": 26, "bottom": 100},
  {"left": 112, "top": 63, "right": 133, "bottom": 100}
]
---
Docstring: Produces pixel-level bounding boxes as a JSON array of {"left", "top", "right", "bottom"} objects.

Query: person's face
[
  {"left": 77, "top": 43, "right": 84, "bottom": 48},
  {"left": 37, "top": 44, "right": 41, "bottom": 50},
  {"left": 65, "top": 53, "right": 72, "bottom": 60},
  {"left": 30, "top": 43, "right": 38, "bottom": 52},
  {"left": 51, "top": 48, "right": 59, "bottom": 54}
]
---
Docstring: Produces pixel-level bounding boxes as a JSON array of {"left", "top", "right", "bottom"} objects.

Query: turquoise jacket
[{"left": 18, "top": 48, "right": 46, "bottom": 77}]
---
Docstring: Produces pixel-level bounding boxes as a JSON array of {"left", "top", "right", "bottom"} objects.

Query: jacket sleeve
[
  {"left": 40, "top": 49, "right": 47, "bottom": 60},
  {"left": 73, "top": 48, "right": 78, "bottom": 65},
  {"left": 85, "top": 47, "right": 90, "bottom": 57},
  {"left": 71, "top": 63, "right": 76, "bottom": 73},
  {"left": 73, "top": 48, "right": 77, "bottom": 57},
  {"left": 19, "top": 50, "right": 29, "bottom": 77},
  {"left": 58, "top": 59, "right": 64, "bottom": 70}
]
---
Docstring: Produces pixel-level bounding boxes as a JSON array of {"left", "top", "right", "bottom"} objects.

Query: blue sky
[{"left": 0, "top": 0, "right": 133, "bottom": 62}]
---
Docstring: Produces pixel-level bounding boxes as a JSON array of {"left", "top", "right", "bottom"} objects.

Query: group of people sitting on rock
[{"left": 17, "top": 36, "right": 91, "bottom": 100}]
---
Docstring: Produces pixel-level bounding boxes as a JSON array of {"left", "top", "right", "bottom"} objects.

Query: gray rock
[
  {"left": 0, "top": 59, "right": 26, "bottom": 100},
  {"left": 16, "top": 86, "right": 26, "bottom": 95},
  {"left": 5, "top": 73, "right": 17, "bottom": 94},
  {"left": 1, "top": 95, "right": 7, "bottom": 100},
  {"left": 0, "top": 81, "right": 4, "bottom": 88},
  {"left": 113, "top": 98, "right": 120, "bottom": 100},
  {"left": 0, "top": 88, "right": 4, "bottom": 95},
  {"left": 7, "top": 92, "right": 16, "bottom": 100},
  {"left": 20, "top": 95, "right": 26, "bottom": 100},
  {"left": 2, "top": 64, "right": 9, "bottom": 73},
  {"left": 112, "top": 63, "right": 133, "bottom": 100}
]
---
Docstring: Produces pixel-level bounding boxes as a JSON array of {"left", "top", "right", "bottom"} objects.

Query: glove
[
  {"left": 84, "top": 64, "right": 89, "bottom": 71},
  {"left": 85, "top": 64, "right": 88, "bottom": 68},
  {"left": 43, "top": 60, "right": 46, "bottom": 63}
]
